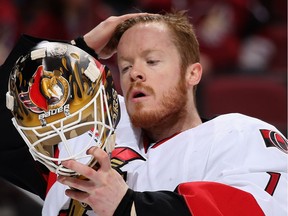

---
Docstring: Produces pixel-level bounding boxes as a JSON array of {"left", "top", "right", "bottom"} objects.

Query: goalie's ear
[{"left": 185, "top": 62, "right": 202, "bottom": 87}]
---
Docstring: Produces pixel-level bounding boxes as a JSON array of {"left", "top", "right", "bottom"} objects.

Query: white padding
[
  {"left": 6, "top": 92, "right": 14, "bottom": 111},
  {"left": 31, "top": 48, "right": 46, "bottom": 60},
  {"left": 84, "top": 62, "right": 100, "bottom": 82}
]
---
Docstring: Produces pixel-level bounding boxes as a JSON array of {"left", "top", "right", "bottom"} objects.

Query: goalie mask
[{"left": 6, "top": 41, "right": 120, "bottom": 176}]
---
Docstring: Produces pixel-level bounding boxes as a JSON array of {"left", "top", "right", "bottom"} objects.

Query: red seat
[{"left": 200, "top": 75, "right": 287, "bottom": 135}]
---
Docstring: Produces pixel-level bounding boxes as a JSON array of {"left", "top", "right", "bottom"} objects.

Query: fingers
[
  {"left": 87, "top": 147, "right": 111, "bottom": 171},
  {"left": 117, "top": 12, "right": 149, "bottom": 22},
  {"left": 57, "top": 147, "right": 128, "bottom": 215},
  {"left": 84, "top": 12, "right": 149, "bottom": 59},
  {"left": 58, "top": 175, "right": 94, "bottom": 194},
  {"left": 61, "top": 159, "right": 96, "bottom": 179},
  {"left": 58, "top": 147, "right": 110, "bottom": 183},
  {"left": 64, "top": 188, "right": 89, "bottom": 202}
]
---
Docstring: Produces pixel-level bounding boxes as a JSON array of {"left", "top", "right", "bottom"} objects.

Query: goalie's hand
[
  {"left": 84, "top": 13, "right": 148, "bottom": 59},
  {"left": 58, "top": 146, "right": 129, "bottom": 216}
]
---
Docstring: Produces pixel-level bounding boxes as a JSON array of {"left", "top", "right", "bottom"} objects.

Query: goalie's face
[
  {"left": 117, "top": 22, "right": 187, "bottom": 129},
  {"left": 6, "top": 42, "right": 120, "bottom": 176}
]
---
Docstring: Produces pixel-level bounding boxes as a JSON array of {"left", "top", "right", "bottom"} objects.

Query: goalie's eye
[{"left": 147, "top": 60, "right": 159, "bottom": 66}]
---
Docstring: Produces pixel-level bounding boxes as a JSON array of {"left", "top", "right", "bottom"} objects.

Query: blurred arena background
[{"left": 0, "top": 0, "right": 286, "bottom": 215}]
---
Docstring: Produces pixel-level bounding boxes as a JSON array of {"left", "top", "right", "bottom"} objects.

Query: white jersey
[
  {"left": 43, "top": 95, "right": 288, "bottom": 215},
  {"left": 113, "top": 112, "right": 287, "bottom": 215}
]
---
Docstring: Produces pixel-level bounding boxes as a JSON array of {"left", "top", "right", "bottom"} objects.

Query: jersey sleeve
[
  {"left": 176, "top": 181, "right": 264, "bottom": 215},
  {"left": 204, "top": 115, "right": 288, "bottom": 215},
  {"left": 114, "top": 188, "right": 191, "bottom": 216},
  {"left": 113, "top": 181, "right": 264, "bottom": 216}
]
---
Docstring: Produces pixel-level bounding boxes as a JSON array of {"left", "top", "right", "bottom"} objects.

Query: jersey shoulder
[
  {"left": 212, "top": 113, "right": 279, "bottom": 132},
  {"left": 206, "top": 113, "right": 287, "bottom": 154}
]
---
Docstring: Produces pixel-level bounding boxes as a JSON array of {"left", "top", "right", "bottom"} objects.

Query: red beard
[{"left": 128, "top": 77, "right": 187, "bottom": 129}]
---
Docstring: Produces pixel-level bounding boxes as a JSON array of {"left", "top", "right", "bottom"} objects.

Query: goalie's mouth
[
  {"left": 129, "top": 89, "right": 149, "bottom": 102},
  {"left": 132, "top": 91, "right": 146, "bottom": 98}
]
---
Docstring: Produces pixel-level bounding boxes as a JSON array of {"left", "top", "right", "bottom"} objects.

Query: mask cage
[{"left": 12, "top": 84, "right": 115, "bottom": 176}]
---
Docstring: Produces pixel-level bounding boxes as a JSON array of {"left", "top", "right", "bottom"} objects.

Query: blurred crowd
[{"left": 0, "top": 0, "right": 287, "bottom": 76}]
